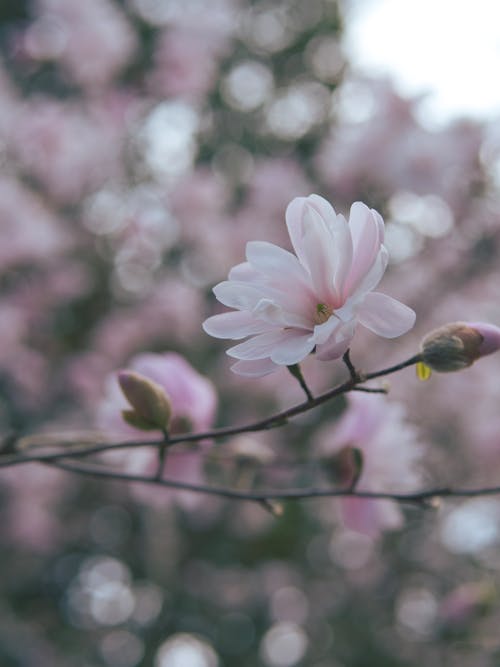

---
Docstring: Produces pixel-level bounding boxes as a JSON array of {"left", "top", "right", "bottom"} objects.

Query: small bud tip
[
  {"left": 467, "top": 322, "right": 500, "bottom": 357},
  {"left": 420, "top": 321, "right": 500, "bottom": 373},
  {"left": 118, "top": 370, "right": 172, "bottom": 431}
]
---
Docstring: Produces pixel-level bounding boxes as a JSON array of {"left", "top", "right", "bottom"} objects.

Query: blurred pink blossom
[
  {"left": 316, "top": 78, "right": 482, "bottom": 209},
  {"left": 438, "top": 582, "right": 493, "bottom": 628},
  {"left": 316, "top": 393, "right": 423, "bottom": 536},
  {"left": 149, "top": 27, "right": 230, "bottom": 102},
  {"left": 35, "top": 0, "right": 137, "bottom": 89},
  {"left": 11, "top": 98, "right": 126, "bottom": 204},
  {"left": 204, "top": 194, "right": 415, "bottom": 376},
  {"left": 0, "top": 177, "right": 70, "bottom": 266},
  {"left": 245, "top": 159, "right": 312, "bottom": 222},
  {"left": 97, "top": 353, "right": 217, "bottom": 509},
  {"left": 2, "top": 464, "right": 69, "bottom": 552}
]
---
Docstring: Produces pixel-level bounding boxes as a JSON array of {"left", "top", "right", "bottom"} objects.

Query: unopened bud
[
  {"left": 323, "top": 445, "right": 363, "bottom": 489},
  {"left": 420, "top": 322, "right": 500, "bottom": 373},
  {"left": 118, "top": 370, "right": 172, "bottom": 431}
]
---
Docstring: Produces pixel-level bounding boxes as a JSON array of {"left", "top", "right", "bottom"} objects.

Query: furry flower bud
[
  {"left": 420, "top": 322, "right": 500, "bottom": 372},
  {"left": 118, "top": 370, "right": 172, "bottom": 431}
]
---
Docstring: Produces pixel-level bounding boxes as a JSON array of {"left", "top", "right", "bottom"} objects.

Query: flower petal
[
  {"left": 348, "top": 245, "right": 389, "bottom": 303},
  {"left": 310, "top": 315, "right": 340, "bottom": 345},
  {"left": 270, "top": 333, "right": 315, "bottom": 365},
  {"left": 287, "top": 196, "right": 353, "bottom": 306},
  {"left": 344, "top": 202, "right": 383, "bottom": 296},
  {"left": 213, "top": 281, "right": 264, "bottom": 310},
  {"left": 246, "top": 240, "right": 310, "bottom": 286},
  {"left": 315, "top": 321, "right": 355, "bottom": 360},
  {"left": 230, "top": 358, "right": 280, "bottom": 377},
  {"left": 329, "top": 213, "right": 353, "bottom": 306},
  {"left": 228, "top": 257, "right": 315, "bottom": 319},
  {"left": 252, "top": 298, "right": 310, "bottom": 329},
  {"left": 228, "top": 261, "right": 260, "bottom": 282},
  {"left": 226, "top": 330, "right": 295, "bottom": 360},
  {"left": 285, "top": 196, "right": 312, "bottom": 269},
  {"left": 296, "top": 201, "right": 338, "bottom": 302},
  {"left": 202, "top": 311, "right": 271, "bottom": 340},
  {"left": 357, "top": 292, "right": 416, "bottom": 338},
  {"left": 306, "top": 193, "right": 337, "bottom": 220}
]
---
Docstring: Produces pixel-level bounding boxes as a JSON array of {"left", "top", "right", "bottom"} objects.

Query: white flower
[{"left": 203, "top": 194, "right": 415, "bottom": 376}]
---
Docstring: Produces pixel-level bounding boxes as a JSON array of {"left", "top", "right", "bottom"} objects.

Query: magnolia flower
[
  {"left": 315, "top": 393, "right": 423, "bottom": 536},
  {"left": 203, "top": 194, "right": 416, "bottom": 376},
  {"left": 97, "top": 352, "right": 217, "bottom": 509}
]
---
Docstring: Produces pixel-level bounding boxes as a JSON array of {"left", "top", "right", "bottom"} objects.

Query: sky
[{"left": 343, "top": 0, "right": 500, "bottom": 126}]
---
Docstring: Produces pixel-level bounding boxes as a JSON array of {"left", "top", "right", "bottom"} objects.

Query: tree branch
[
  {"left": 45, "top": 457, "right": 500, "bottom": 506},
  {"left": 0, "top": 352, "right": 421, "bottom": 469}
]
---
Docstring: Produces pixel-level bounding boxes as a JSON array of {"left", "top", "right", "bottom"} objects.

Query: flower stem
[
  {"left": 156, "top": 428, "right": 170, "bottom": 479},
  {"left": 287, "top": 363, "right": 314, "bottom": 401},
  {"left": 342, "top": 349, "right": 358, "bottom": 381},
  {"left": 2, "top": 352, "right": 422, "bottom": 468}
]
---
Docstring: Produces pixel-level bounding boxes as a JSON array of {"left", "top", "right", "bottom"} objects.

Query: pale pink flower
[
  {"left": 36, "top": 0, "right": 137, "bottom": 90},
  {"left": 97, "top": 352, "right": 217, "bottom": 509},
  {"left": 98, "top": 352, "right": 217, "bottom": 436},
  {"left": 315, "top": 393, "right": 423, "bottom": 536},
  {"left": 203, "top": 194, "right": 416, "bottom": 376}
]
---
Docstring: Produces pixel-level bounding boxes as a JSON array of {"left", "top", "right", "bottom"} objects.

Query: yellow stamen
[
  {"left": 416, "top": 361, "right": 432, "bottom": 381},
  {"left": 315, "top": 303, "right": 333, "bottom": 325}
]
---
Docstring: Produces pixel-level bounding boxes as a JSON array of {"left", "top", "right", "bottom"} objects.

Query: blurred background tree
[{"left": 2, "top": 1, "right": 500, "bottom": 666}]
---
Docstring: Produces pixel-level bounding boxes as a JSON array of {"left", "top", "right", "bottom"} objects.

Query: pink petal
[
  {"left": 329, "top": 213, "right": 353, "bottom": 306},
  {"left": 213, "top": 281, "right": 264, "bottom": 310},
  {"left": 246, "top": 240, "right": 310, "bottom": 285},
  {"left": 226, "top": 330, "right": 293, "bottom": 360},
  {"left": 286, "top": 195, "right": 353, "bottom": 306},
  {"left": 315, "top": 321, "right": 355, "bottom": 360},
  {"left": 228, "top": 258, "right": 315, "bottom": 319},
  {"left": 270, "top": 332, "right": 315, "bottom": 365},
  {"left": 228, "top": 261, "right": 260, "bottom": 281},
  {"left": 357, "top": 292, "right": 416, "bottom": 338},
  {"left": 344, "top": 202, "right": 384, "bottom": 297},
  {"left": 340, "top": 497, "right": 402, "bottom": 536},
  {"left": 230, "top": 358, "right": 280, "bottom": 377},
  {"left": 297, "top": 202, "right": 338, "bottom": 303},
  {"left": 306, "top": 193, "right": 337, "bottom": 220},
  {"left": 202, "top": 311, "right": 271, "bottom": 340},
  {"left": 285, "top": 196, "right": 312, "bottom": 269},
  {"left": 311, "top": 315, "right": 340, "bottom": 345},
  {"left": 252, "top": 298, "right": 311, "bottom": 329},
  {"left": 348, "top": 246, "right": 389, "bottom": 302}
]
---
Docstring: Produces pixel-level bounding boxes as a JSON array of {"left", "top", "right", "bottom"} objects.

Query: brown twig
[
  {"left": 45, "top": 457, "right": 500, "bottom": 506},
  {"left": 0, "top": 352, "right": 421, "bottom": 469}
]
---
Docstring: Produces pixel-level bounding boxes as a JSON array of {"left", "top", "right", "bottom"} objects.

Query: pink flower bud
[
  {"left": 420, "top": 322, "right": 500, "bottom": 372},
  {"left": 323, "top": 445, "right": 364, "bottom": 489},
  {"left": 118, "top": 370, "right": 172, "bottom": 431}
]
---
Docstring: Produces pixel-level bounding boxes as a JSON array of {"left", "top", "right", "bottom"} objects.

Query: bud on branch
[
  {"left": 118, "top": 371, "right": 172, "bottom": 432},
  {"left": 420, "top": 322, "right": 500, "bottom": 373}
]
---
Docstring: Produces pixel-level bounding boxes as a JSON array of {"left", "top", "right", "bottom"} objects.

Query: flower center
[{"left": 314, "top": 302, "right": 333, "bottom": 325}]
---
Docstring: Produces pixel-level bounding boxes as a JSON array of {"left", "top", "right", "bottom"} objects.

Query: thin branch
[
  {"left": 45, "top": 457, "right": 500, "bottom": 505},
  {"left": 342, "top": 349, "right": 358, "bottom": 381},
  {"left": 351, "top": 387, "right": 388, "bottom": 394},
  {"left": 287, "top": 363, "right": 314, "bottom": 402},
  {"left": 364, "top": 353, "right": 423, "bottom": 381},
  {"left": 0, "top": 352, "right": 421, "bottom": 469},
  {"left": 155, "top": 428, "right": 170, "bottom": 479}
]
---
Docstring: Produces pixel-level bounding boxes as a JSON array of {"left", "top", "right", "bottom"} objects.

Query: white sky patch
[{"left": 343, "top": 0, "right": 500, "bottom": 125}]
